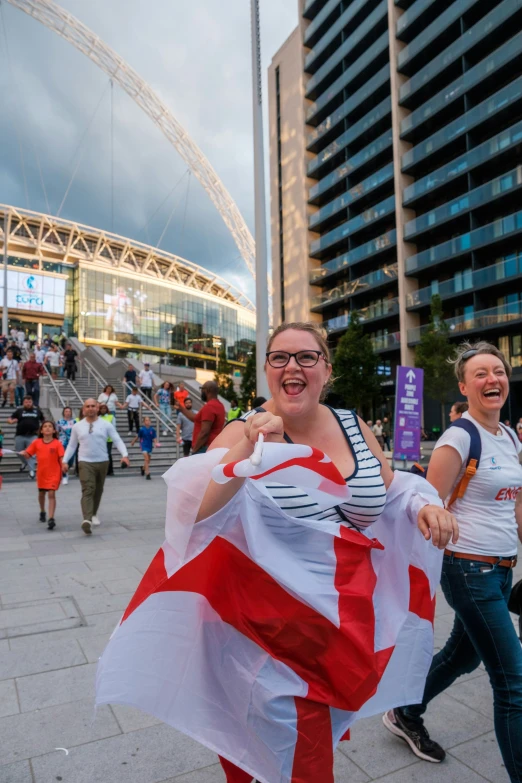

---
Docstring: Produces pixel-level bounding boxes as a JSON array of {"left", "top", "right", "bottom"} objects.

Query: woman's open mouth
[
  {"left": 483, "top": 388, "right": 501, "bottom": 401},
  {"left": 282, "top": 379, "right": 306, "bottom": 397}
]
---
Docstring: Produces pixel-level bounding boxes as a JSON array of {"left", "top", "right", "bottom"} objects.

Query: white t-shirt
[
  {"left": 98, "top": 392, "right": 118, "bottom": 411},
  {"left": 126, "top": 394, "right": 143, "bottom": 410},
  {"left": 35, "top": 349, "right": 45, "bottom": 363},
  {"left": 47, "top": 351, "right": 60, "bottom": 367},
  {"left": 435, "top": 412, "right": 522, "bottom": 557},
  {"left": 0, "top": 357, "right": 19, "bottom": 380},
  {"left": 139, "top": 369, "right": 154, "bottom": 388}
]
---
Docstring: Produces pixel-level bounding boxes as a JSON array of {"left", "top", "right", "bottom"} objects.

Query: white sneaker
[
  {"left": 162, "top": 430, "right": 167, "bottom": 436},
  {"left": 62, "top": 475, "right": 69, "bottom": 486},
  {"left": 81, "top": 520, "right": 92, "bottom": 535},
  {"left": 29, "top": 470, "right": 35, "bottom": 479},
  {"left": 92, "top": 516, "right": 101, "bottom": 527}
]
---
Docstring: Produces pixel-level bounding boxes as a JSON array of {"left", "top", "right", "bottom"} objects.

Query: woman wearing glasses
[
  {"left": 198, "top": 321, "right": 454, "bottom": 540},
  {"left": 384, "top": 342, "right": 522, "bottom": 782}
]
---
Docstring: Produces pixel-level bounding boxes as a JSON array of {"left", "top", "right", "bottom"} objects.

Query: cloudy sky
[{"left": 0, "top": 0, "right": 298, "bottom": 302}]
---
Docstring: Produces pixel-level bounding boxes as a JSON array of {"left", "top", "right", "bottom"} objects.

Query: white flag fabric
[{"left": 96, "top": 444, "right": 443, "bottom": 783}]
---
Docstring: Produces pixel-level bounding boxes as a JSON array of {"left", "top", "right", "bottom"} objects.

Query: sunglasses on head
[{"left": 461, "top": 349, "right": 479, "bottom": 360}]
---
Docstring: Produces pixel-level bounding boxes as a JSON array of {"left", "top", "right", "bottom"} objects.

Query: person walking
[
  {"left": 449, "top": 400, "right": 469, "bottom": 422},
  {"left": 98, "top": 385, "right": 118, "bottom": 413},
  {"left": 138, "top": 362, "right": 154, "bottom": 400},
  {"left": 382, "top": 417, "right": 391, "bottom": 451},
  {"left": 1, "top": 348, "right": 19, "bottom": 408},
  {"left": 176, "top": 396, "right": 194, "bottom": 457},
  {"left": 130, "top": 415, "right": 157, "bottom": 480},
  {"left": 21, "top": 351, "right": 45, "bottom": 406},
  {"left": 63, "top": 343, "right": 78, "bottom": 381},
  {"left": 63, "top": 398, "right": 129, "bottom": 535},
  {"left": 154, "top": 381, "right": 173, "bottom": 435},
  {"left": 120, "top": 386, "right": 145, "bottom": 434},
  {"left": 19, "top": 420, "right": 64, "bottom": 530},
  {"left": 56, "top": 406, "right": 75, "bottom": 481},
  {"left": 383, "top": 341, "right": 522, "bottom": 780},
  {"left": 99, "top": 404, "right": 116, "bottom": 476},
  {"left": 123, "top": 364, "right": 137, "bottom": 395},
  {"left": 8, "top": 396, "right": 44, "bottom": 479},
  {"left": 372, "top": 419, "right": 385, "bottom": 449},
  {"left": 45, "top": 345, "right": 60, "bottom": 379},
  {"left": 179, "top": 380, "right": 225, "bottom": 454}
]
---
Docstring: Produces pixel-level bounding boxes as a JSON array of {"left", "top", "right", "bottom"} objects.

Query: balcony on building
[
  {"left": 303, "top": 0, "right": 345, "bottom": 49},
  {"left": 403, "top": 120, "right": 522, "bottom": 209},
  {"left": 407, "top": 298, "right": 522, "bottom": 345},
  {"left": 396, "top": 0, "right": 441, "bottom": 44},
  {"left": 310, "top": 195, "right": 396, "bottom": 260},
  {"left": 405, "top": 209, "right": 522, "bottom": 275},
  {"left": 399, "top": 0, "right": 522, "bottom": 108},
  {"left": 404, "top": 166, "right": 522, "bottom": 242},
  {"left": 310, "top": 257, "right": 398, "bottom": 308},
  {"left": 406, "top": 253, "right": 522, "bottom": 311},
  {"left": 324, "top": 298, "right": 400, "bottom": 335}
]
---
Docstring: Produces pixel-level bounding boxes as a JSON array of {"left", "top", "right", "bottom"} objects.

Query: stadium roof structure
[{"left": 0, "top": 204, "right": 255, "bottom": 313}]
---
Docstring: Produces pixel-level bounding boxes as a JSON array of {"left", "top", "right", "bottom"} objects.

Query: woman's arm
[
  {"left": 425, "top": 445, "right": 463, "bottom": 502},
  {"left": 516, "top": 491, "right": 522, "bottom": 544},
  {"left": 195, "top": 412, "right": 285, "bottom": 523}
]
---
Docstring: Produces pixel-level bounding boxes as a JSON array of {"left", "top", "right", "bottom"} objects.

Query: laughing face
[
  {"left": 459, "top": 354, "right": 509, "bottom": 414},
  {"left": 265, "top": 329, "right": 331, "bottom": 417}
]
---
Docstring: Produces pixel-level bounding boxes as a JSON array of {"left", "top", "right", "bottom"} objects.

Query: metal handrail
[
  {"left": 124, "top": 381, "right": 179, "bottom": 437},
  {"left": 41, "top": 362, "right": 68, "bottom": 409}
]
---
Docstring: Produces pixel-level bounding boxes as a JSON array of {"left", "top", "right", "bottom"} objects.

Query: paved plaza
[{"left": 0, "top": 474, "right": 520, "bottom": 783}]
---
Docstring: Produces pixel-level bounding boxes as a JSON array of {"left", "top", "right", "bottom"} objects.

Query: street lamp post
[
  {"left": 2, "top": 212, "right": 9, "bottom": 337},
  {"left": 250, "top": 0, "right": 270, "bottom": 399}
]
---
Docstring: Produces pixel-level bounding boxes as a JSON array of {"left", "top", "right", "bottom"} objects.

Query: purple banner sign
[{"left": 393, "top": 366, "right": 424, "bottom": 462}]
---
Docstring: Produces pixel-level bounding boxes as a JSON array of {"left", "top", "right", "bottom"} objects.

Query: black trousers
[
  {"left": 141, "top": 387, "right": 152, "bottom": 400},
  {"left": 65, "top": 363, "right": 76, "bottom": 381},
  {"left": 107, "top": 441, "right": 114, "bottom": 475},
  {"left": 127, "top": 409, "right": 140, "bottom": 432}
]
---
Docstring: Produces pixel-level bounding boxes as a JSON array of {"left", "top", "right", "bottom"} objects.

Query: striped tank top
[{"left": 240, "top": 407, "right": 386, "bottom": 531}]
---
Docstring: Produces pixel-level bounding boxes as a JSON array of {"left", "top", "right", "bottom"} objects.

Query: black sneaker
[
  {"left": 140, "top": 466, "right": 145, "bottom": 476},
  {"left": 39, "top": 511, "right": 46, "bottom": 523},
  {"left": 0, "top": 399, "right": 5, "bottom": 408},
  {"left": 382, "top": 708, "right": 445, "bottom": 763},
  {"left": 146, "top": 473, "right": 151, "bottom": 480},
  {"left": 47, "top": 518, "right": 56, "bottom": 530}
]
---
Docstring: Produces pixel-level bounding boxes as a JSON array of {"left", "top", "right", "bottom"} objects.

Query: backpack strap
[{"left": 446, "top": 419, "right": 481, "bottom": 508}]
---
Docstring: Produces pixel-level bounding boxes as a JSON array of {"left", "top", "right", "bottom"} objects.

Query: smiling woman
[{"left": 384, "top": 340, "right": 522, "bottom": 779}]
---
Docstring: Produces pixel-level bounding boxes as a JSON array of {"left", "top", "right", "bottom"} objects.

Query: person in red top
[
  {"left": 20, "top": 421, "right": 64, "bottom": 530},
  {"left": 181, "top": 380, "right": 225, "bottom": 454},
  {"left": 21, "top": 351, "right": 45, "bottom": 406},
  {"left": 173, "top": 382, "right": 189, "bottom": 407}
]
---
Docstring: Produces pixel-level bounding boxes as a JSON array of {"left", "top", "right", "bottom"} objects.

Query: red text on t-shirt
[{"left": 494, "top": 486, "right": 522, "bottom": 501}]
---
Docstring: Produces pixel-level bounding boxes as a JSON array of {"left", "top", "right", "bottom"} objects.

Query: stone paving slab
[{"left": 1, "top": 476, "right": 519, "bottom": 782}]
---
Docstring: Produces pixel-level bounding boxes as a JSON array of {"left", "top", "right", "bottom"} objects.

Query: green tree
[
  {"left": 414, "top": 294, "right": 457, "bottom": 430},
  {"left": 240, "top": 345, "right": 257, "bottom": 410},
  {"left": 214, "top": 345, "right": 235, "bottom": 402},
  {"left": 332, "top": 311, "right": 382, "bottom": 416}
]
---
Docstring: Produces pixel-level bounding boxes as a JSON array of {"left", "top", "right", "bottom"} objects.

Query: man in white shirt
[
  {"left": 63, "top": 398, "right": 129, "bottom": 535},
  {"left": 1, "top": 349, "right": 19, "bottom": 407},
  {"left": 35, "top": 345, "right": 46, "bottom": 364},
  {"left": 120, "top": 386, "right": 147, "bottom": 433},
  {"left": 138, "top": 363, "right": 154, "bottom": 400}
]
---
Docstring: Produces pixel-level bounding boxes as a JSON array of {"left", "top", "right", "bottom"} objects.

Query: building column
[{"left": 387, "top": 0, "right": 419, "bottom": 367}]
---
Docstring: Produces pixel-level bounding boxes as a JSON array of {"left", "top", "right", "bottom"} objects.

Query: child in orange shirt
[{"left": 20, "top": 421, "right": 64, "bottom": 530}]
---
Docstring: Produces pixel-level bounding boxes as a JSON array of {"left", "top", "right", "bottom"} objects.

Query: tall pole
[
  {"left": 2, "top": 211, "right": 8, "bottom": 337},
  {"left": 250, "top": 0, "right": 270, "bottom": 399}
]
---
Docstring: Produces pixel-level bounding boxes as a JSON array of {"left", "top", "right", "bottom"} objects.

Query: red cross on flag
[{"left": 96, "top": 445, "right": 442, "bottom": 783}]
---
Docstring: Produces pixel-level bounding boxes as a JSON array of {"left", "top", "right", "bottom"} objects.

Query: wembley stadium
[{"left": 0, "top": 204, "right": 256, "bottom": 368}]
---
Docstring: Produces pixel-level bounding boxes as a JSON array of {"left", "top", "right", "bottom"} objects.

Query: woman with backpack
[{"left": 384, "top": 341, "right": 522, "bottom": 781}]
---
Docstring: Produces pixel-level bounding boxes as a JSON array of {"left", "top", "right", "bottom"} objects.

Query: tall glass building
[
  {"left": 268, "top": 0, "right": 522, "bottom": 422},
  {"left": 0, "top": 205, "right": 255, "bottom": 369}
]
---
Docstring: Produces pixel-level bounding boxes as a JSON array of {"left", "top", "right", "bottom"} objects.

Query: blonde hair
[
  {"left": 266, "top": 321, "right": 332, "bottom": 401},
  {"left": 267, "top": 322, "right": 331, "bottom": 363},
  {"left": 451, "top": 341, "right": 512, "bottom": 383}
]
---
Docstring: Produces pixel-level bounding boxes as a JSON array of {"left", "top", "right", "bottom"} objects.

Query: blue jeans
[
  {"left": 159, "top": 403, "right": 171, "bottom": 429},
  {"left": 403, "top": 554, "right": 522, "bottom": 782}
]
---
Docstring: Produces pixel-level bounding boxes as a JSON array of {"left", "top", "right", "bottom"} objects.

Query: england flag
[{"left": 96, "top": 445, "right": 443, "bottom": 783}]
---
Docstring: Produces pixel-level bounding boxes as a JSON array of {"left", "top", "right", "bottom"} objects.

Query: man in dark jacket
[
  {"left": 21, "top": 352, "right": 45, "bottom": 406},
  {"left": 63, "top": 344, "right": 78, "bottom": 381}
]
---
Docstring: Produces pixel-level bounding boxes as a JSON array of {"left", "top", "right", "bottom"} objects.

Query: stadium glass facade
[
  {"left": 1, "top": 207, "right": 255, "bottom": 369},
  {"left": 269, "top": 0, "right": 522, "bottom": 423}
]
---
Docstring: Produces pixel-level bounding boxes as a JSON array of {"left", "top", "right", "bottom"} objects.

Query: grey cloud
[{"left": 0, "top": 0, "right": 298, "bottom": 301}]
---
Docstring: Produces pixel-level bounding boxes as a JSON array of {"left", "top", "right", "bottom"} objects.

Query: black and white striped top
[{"left": 240, "top": 407, "right": 386, "bottom": 531}]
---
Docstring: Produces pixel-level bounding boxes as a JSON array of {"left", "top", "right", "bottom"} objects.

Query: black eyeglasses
[
  {"left": 89, "top": 422, "right": 94, "bottom": 434},
  {"left": 266, "top": 350, "right": 325, "bottom": 368}
]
